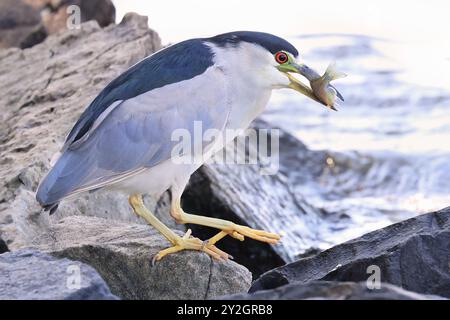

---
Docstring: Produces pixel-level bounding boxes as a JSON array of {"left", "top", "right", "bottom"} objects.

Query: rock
[
  {"left": 31, "top": 215, "right": 252, "bottom": 300},
  {"left": 222, "top": 281, "right": 446, "bottom": 300},
  {"left": 0, "top": 0, "right": 47, "bottom": 49},
  {"left": 183, "top": 119, "right": 336, "bottom": 275},
  {"left": 250, "top": 206, "right": 450, "bottom": 298},
  {"left": 0, "top": 236, "right": 8, "bottom": 254},
  {"left": 0, "top": 248, "right": 118, "bottom": 299},
  {"left": 0, "top": 0, "right": 117, "bottom": 49},
  {"left": 0, "top": 14, "right": 163, "bottom": 250},
  {"left": 27, "top": 0, "right": 116, "bottom": 35}
]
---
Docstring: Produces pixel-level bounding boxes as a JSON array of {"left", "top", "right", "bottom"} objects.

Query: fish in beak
[
  {"left": 310, "top": 62, "right": 346, "bottom": 109},
  {"left": 278, "top": 54, "right": 346, "bottom": 110}
]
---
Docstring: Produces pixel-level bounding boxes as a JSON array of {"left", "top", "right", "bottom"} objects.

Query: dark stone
[
  {"left": 20, "top": 24, "right": 47, "bottom": 49},
  {"left": 0, "top": 0, "right": 41, "bottom": 29},
  {"left": 0, "top": 0, "right": 44, "bottom": 49},
  {"left": 40, "top": 0, "right": 116, "bottom": 32},
  {"left": 222, "top": 281, "right": 446, "bottom": 300},
  {"left": 76, "top": 0, "right": 116, "bottom": 28},
  {"left": 250, "top": 206, "right": 450, "bottom": 298},
  {"left": 0, "top": 236, "right": 8, "bottom": 254},
  {"left": 0, "top": 248, "right": 118, "bottom": 299},
  {"left": 0, "top": 0, "right": 116, "bottom": 49}
]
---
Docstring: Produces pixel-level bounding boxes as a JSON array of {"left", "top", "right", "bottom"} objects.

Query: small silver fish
[{"left": 310, "top": 62, "right": 346, "bottom": 110}]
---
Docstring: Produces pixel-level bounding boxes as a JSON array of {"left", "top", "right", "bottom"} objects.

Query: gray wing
[
  {"left": 63, "top": 39, "right": 215, "bottom": 148},
  {"left": 37, "top": 69, "right": 229, "bottom": 205}
]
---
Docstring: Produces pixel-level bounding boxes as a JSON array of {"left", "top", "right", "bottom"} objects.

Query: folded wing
[{"left": 36, "top": 66, "right": 229, "bottom": 207}]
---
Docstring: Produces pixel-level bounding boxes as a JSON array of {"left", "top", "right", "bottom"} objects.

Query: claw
[
  {"left": 151, "top": 254, "right": 158, "bottom": 267},
  {"left": 232, "top": 225, "right": 281, "bottom": 244},
  {"left": 182, "top": 228, "right": 192, "bottom": 239},
  {"left": 152, "top": 234, "right": 232, "bottom": 262},
  {"left": 230, "top": 231, "right": 245, "bottom": 241}
]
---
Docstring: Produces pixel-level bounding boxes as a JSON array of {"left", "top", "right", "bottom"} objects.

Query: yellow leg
[
  {"left": 128, "top": 194, "right": 231, "bottom": 263},
  {"left": 170, "top": 199, "right": 281, "bottom": 245}
]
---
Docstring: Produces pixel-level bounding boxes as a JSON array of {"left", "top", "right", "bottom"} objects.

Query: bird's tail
[
  {"left": 36, "top": 179, "right": 61, "bottom": 215},
  {"left": 36, "top": 150, "right": 91, "bottom": 215}
]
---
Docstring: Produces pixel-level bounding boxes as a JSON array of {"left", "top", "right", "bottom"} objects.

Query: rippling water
[{"left": 263, "top": 34, "right": 450, "bottom": 246}]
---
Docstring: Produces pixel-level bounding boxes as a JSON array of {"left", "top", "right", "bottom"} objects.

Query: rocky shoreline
[
  {"left": 240, "top": 206, "right": 450, "bottom": 299},
  {"left": 0, "top": 8, "right": 448, "bottom": 300}
]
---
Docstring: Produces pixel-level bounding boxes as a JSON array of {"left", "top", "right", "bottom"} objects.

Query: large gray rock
[
  {"left": 0, "top": 13, "right": 165, "bottom": 251},
  {"left": 223, "top": 281, "right": 446, "bottom": 300},
  {"left": 0, "top": 248, "right": 118, "bottom": 299},
  {"left": 250, "top": 206, "right": 450, "bottom": 298},
  {"left": 31, "top": 215, "right": 252, "bottom": 300}
]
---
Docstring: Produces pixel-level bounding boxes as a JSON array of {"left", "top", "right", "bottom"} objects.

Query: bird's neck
[{"left": 225, "top": 76, "right": 272, "bottom": 131}]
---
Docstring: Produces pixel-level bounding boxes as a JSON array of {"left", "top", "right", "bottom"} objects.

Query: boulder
[
  {"left": 0, "top": 14, "right": 163, "bottom": 250},
  {"left": 222, "top": 281, "right": 446, "bottom": 300},
  {"left": 0, "top": 0, "right": 116, "bottom": 49},
  {"left": 26, "top": 0, "right": 116, "bottom": 35},
  {"left": 0, "top": 0, "right": 47, "bottom": 49},
  {"left": 250, "top": 206, "right": 450, "bottom": 298},
  {"left": 0, "top": 248, "right": 118, "bottom": 299},
  {"left": 31, "top": 215, "right": 252, "bottom": 300}
]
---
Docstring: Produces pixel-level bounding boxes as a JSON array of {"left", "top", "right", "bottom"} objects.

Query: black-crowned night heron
[{"left": 36, "top": 31, "right": 338, "bottom": 263}]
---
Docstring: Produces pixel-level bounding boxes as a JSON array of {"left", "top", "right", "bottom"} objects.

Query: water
[{"left": 263, "top": 34, "right": 450, "bottom": 247}]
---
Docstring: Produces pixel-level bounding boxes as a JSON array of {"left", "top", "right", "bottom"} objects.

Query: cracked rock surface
[
  {"left": 31, "top": 215, "right": 252, "bottom": 299},
  {"left": 0, "top": 13, "right": 165, "bottom": 251}
]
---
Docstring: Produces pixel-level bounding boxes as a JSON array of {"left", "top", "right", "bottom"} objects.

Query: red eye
[{"left": 275, "top": 52, "right": 288, "bottom": 64}]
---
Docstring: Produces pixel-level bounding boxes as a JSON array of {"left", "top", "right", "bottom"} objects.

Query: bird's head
[{"left": 207, "top": 31, "right": 325, "bottom": 106}]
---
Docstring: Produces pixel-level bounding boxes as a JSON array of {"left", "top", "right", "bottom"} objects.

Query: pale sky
[{"left": 113, "top": 0, "right": 450, "bottom": 51}]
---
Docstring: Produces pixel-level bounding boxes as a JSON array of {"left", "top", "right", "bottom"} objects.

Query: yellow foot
[
  {"left": 223, "top": 225, "right": 281, "bottom": 244},
  {"left": 206, "top": 226, "right": 281, "bottom": 246},
  {"left": 152, "top": 229, "right": 231, "bottom": 265}
]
